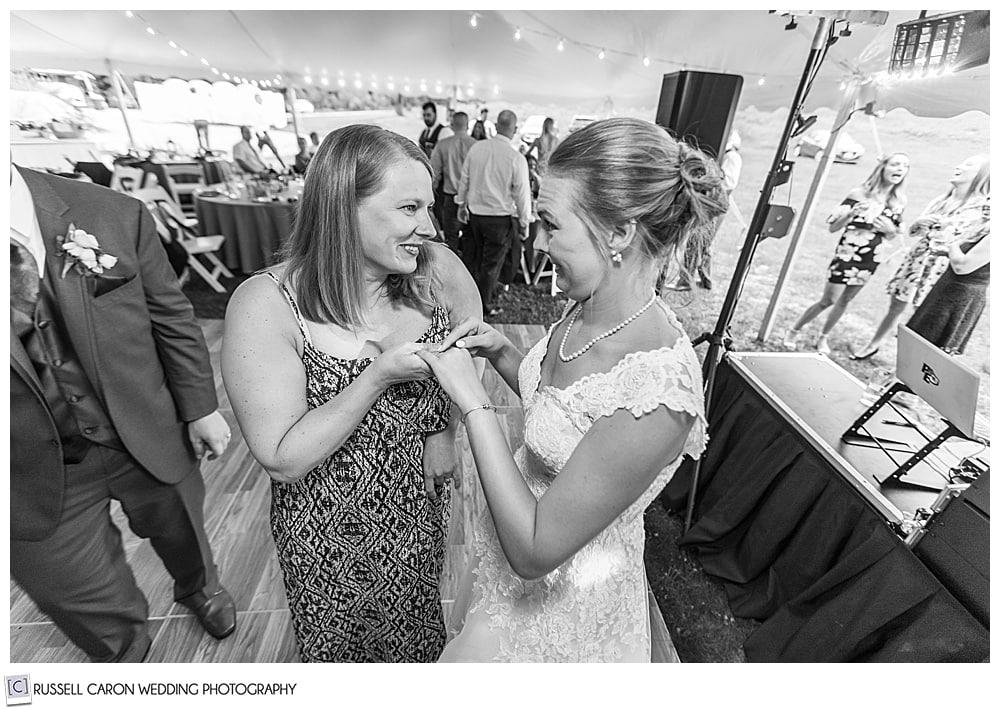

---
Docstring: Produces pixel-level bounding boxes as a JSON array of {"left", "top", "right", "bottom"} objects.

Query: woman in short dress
[
  {"left": 222, "top": 125, "right": 480, "bottom": 661},
  {"left": 783, "top": 152, "right": 909, "bottom": 355},
  {"left": 852, "top": 154, "right": 989, "bottom": 360}
]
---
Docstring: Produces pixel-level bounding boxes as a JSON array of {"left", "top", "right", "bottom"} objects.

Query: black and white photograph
[{"left": 7, "top": 7, "right": 990, "bottom": 700}]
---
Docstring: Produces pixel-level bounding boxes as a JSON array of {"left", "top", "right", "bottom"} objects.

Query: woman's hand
[
  {"left": 435, "top": 317, "right": 510, "bottom": 360},
  {"left": 416, "top": 346, "right": 487, "bottom": 412},
  {"left": 910, "top": 216, "right": 941, "bottom": 235},
  {"left": 422, "top": 428, "right": 460, "bottom": 499},
  {"left": 872, "top": 214, "right": 898, "bottom": 238},
  {"left": 370, "top": 342, "right": 433, "bottom": 387}
]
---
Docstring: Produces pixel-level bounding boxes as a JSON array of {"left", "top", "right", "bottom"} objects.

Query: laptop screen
[{"left": 895, "top": 326, "right": 980, "bottom": 437}]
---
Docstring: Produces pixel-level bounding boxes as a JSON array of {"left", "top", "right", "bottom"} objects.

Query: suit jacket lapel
[{"left": 17, "top": 168, "right": 102, "bottom": 388}]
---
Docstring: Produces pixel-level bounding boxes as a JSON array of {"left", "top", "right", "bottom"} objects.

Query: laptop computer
[{"left": 896, "top": 326, "right": 980, "bottom": 438}]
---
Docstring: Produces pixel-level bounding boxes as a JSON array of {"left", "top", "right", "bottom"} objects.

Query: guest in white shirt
[
  {"left": 232, "top": 126, "right": 268, "bottom": 175},
  {"left": 456, "top": 109, "right": 531, "bottom": 316},
  {"left": 430, "top": 112, "right": 477, "bottom": 255}
]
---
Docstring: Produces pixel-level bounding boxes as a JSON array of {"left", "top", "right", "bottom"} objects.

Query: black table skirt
[
  {"left": 661, "top": 358, "right": 988, "bottom": 662},
  {"left": 195, "top": 197, "right": 296, "bottom": 273}
]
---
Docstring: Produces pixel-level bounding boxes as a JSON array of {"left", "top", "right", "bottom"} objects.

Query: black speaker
[
  {"left": 912, "top": 471, "right": 989, "bottom": 627},
  {"left": 654, "top": 71, "right": 743, "bottom": 158}
]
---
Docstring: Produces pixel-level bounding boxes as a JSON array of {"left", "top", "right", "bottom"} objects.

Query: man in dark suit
[{"left": 10, "top": 165, "right": 237, "bottom": 662}]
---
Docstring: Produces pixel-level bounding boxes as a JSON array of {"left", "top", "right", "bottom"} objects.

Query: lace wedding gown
[{"left": 440, "top": 301, "right": 706, "bottom": 662}]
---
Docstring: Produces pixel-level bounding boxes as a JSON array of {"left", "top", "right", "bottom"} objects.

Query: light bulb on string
[
  {"left": 168, "top": 41, "right": 177, "bottom": 49},
  {"left": 179, "top": 50, "right": 188, "bottom": 57},
  {"left": 403, "top": 84, "right": 410, "bottom": 93},
  {"left": 321, "top": 77, "right": 329, "bottom": 86},
  {"left": 757, "top": 76, "right": 766, "bottom": 86},
  {"left": 372, "top": 81, "right": 378, "bottom": 90},
  {"left": 557, "top": 38, "right": 565, "bottom": 51},
  {"left": 355, "top": 79, "right": 363, "bottom": 89},
  {"left": 251, "top": 80, "right": 259, "bottom": 88},
  {"left": 493, "top": 84, "right": 500, "bottom": 95},
  {"left": 387, "top": 82, "right": 394, "bottom": 91},
  {"left": 146, "top": 26, "right": 155, "bottom": 35},
  {"left": 514, "top": 27, "right": 521, "bottom": 41},
  {"left": 304, "top": 75, "right": 312, "bottom": 84},
  {"left": 642, "top": 56, "right": 650, "bottom": 67},
  {"left": 420, "top": 81, "right": 427, "bottom": 92},
  {"left": 470, "top": 13, "right": 478, "bottom": 28},
  {"left": 200, "top": 58, "right": 209, "bottom": 66},
  {"left": 222, "top": 72, "right": 230, "bottom": 80},
  {"left": 211, "top": 67, "right": 219, "bottom": 75},
  {"left": 125, "top": 10, "right": 133, "bottom": 18},
  {"left": 338, "top": 78, "right": 345, "bottom": 87},
  {"left": 598, "top": 48, "right": 605, "bottom": 60}
]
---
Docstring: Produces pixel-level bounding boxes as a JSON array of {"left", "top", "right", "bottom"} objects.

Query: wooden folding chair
[
  {"left": 530, "top": 253, "right": 559, "bottom": 296},
  {"left": 161, "top": 163, "right": 205, "bottom": 219},
  {"left": 110, "top": 165, "right": 147, "bottom": 193},
  {"left": 132, "top": 190, "right": 232, "bottom": 293}
]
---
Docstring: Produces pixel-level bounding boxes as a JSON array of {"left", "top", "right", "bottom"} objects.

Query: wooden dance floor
[{"left": 9, "top": 321, "right": 675, "bottom": 662}]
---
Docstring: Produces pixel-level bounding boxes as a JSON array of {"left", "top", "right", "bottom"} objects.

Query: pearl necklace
[{"left": 558, "top": 293, "right": 659, "bottom": 362}]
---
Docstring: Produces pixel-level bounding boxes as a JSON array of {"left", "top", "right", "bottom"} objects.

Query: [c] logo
[
  {"left": 4, "top": 675, "right": 31, "bottom": 706},
  {"left": 921, "top": 362, "right": 940, "bottom": 386}
]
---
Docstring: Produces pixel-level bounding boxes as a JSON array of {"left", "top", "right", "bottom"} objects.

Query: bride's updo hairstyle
[
  {"left": 281, "top": 124, "right": 434, "bottom": 328},
  {"left": 546, "top": 117, "right": 728, "bottom": 274}
]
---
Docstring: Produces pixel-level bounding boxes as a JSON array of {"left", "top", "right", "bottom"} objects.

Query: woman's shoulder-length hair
[{"left": 279, "top": 124, "right": 436, "bottom": 328}]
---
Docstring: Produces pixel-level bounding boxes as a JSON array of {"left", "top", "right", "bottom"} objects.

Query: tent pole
[
  {"left": 106, "top": 59, "right": 137, "bottom": 152},
  {"left": 868, "top": 114, "right": 883, "bottom": 159},
  {"left": 287, "top": 85, "right": 302, "bottom": 141},
  {"left": 756, "top": 80, "right": 859, "bottom": 343},
  {"left": 682, "top": 17, "right": 833, "bottom": 532}
]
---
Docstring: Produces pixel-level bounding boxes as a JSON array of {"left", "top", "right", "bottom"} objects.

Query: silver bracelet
[{"left": 460, "top": 403, "right": 495, "bottom": 423}]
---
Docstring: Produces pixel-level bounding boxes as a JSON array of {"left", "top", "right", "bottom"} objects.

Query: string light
[
  {"left": 469, "top": 13, "right": 478, "bottom": 28},
  {"left": 514, "top": 27, "right": 521, "bottom": 41},
  {"left": 321, "top": 77, "right": 329, "bottom": 86},
  {"left": 211, "top": 67, "right": 219, "bottom": 75},
  {"left": 642, "top": 56, "right": 650, "bottom": 67},
  {"left": 493, "top": 84, "right": 500, "bottom": 95},
  {"left": 355, "top": 79, "right": 363, "bottom": 89},
  {"left": 338, "top": 78, "right": 346, "bottom": 87},
  {"left": 124, "top": 10, "right": 133, "bottom": 18},
  {"left": 557, "top": 38, "right": 565, "bottom": 51},
  {"left": 758, "top": 76, "right": 766, "bottom": 86},
  {"left": 179, "top": 49, "right": 188, "bottom": 57},
  {"left": 200, "top": 57, "right": 209, "bottom": 66},
  {"left": 168, "top": 40, "right": 177, "bottom": 49},
  {"left": 222, "top": 72, "right": 230, "bottom": 80},
  {"left": 598, "top": 48, "right": 605, "bottom": 60},
  {"left": 304, "top": 75, "right": 312, "bottom": 84},
  {"left": 145, "top": 26, "right": 155, "bottom": 35},
  {"left": 387, "top": 81, "right": 395, "bottom": 91}
]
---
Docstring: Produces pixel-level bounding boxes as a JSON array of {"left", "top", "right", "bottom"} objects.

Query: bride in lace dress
[{"left": 418, "top": 117, "right": 727, "bottom": 662}]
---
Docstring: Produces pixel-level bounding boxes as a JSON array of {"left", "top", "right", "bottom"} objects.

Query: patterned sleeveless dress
[{"left": 262, "top": 273, "right": 452, "bottom": 662}]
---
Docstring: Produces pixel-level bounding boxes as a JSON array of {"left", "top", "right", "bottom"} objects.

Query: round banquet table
[{"left": 195, "top": 191, "right": 299, "bottom": 273}]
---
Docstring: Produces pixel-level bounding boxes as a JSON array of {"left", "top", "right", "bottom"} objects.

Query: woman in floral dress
[
  {"left": 783, "top": 153, "right": 909, "bottom": 355},
  {"left": 851, "top": 154, "right": 989, "bottom": 360}
]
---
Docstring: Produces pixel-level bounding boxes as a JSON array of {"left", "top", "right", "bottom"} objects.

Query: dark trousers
[
  {"left": 438, "top": 192, "right": 462, "bottom": 255},
  {"left": 462, "top": 213, "right": 518, "bottom": 310},
  {"left": 678, "top": 214, "right": 723, "bottom": 288},
  {"left": 10, "top": 445, "right": 219, "bottom": 662}
]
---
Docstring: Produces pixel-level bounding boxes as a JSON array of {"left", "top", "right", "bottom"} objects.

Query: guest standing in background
[
  {"left": 418, "top": 101, "right": 452, "bottom": 160},
  {"left": 308, "top": 131, "right": 321, "bottom": 156},
  {"left": 456, "top": 109, "right": 532, "bottom": 318},
  {"left": 430, "top": 111, "right": 477, "bottom": 255},
  {"left": 528, "top": 117, "right": 561, "bottom": 178},
  {"left": 907, "top": 205, "right": 990, "bottom": 354},
  {"left": 471, "top": 107, "right": 496, "bottom": 141},
  {"left": 783, "top": 152, "right": 909, "bottom": 354},
  {"left": 852, "top": 154, "right": 989, "bottom": 360},
  {"left": 222, "top": 125, "right": 481, "bottom": 662},
  {"left": 11, "top": 165, "right": 236, "bottom": 662}
]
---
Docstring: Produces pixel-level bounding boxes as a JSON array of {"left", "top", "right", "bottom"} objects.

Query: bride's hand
[
  {"left": 434, "top": 317, "right": 509, "bottom": 360},
  {"left": 416, "top": 346, "right": 487, "bottom": 411}
]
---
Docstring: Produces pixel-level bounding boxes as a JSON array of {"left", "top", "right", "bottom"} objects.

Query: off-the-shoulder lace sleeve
[{"left": 569, "top": 345, "right": 707, "bottom": 460}]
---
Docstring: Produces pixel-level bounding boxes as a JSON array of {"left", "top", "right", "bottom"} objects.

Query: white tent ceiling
[{"left": 10, "top": 9, "right": 989, "bottom": 117}]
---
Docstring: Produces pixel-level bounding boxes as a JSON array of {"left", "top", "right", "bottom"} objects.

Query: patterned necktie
[{"left": 10, "top": 239, "right": 40, "bottom": 318}]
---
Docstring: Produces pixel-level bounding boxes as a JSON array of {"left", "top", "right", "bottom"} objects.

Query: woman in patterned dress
[
  {"left": 851, "top": 154, "right": 989, "bottom": 360},
  {"left": 783, "top": 153, "right": 909, "bottom": 355},
  {"left": 415, "top": 118, "right": 727, "bottom": 661},
  {"left": 221, "top": 125, "right": 480, "bottom": 661}
]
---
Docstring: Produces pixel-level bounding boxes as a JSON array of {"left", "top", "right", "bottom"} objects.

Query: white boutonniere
[{"left": 56, "top": 224, "right": 119, "bottom": 278}]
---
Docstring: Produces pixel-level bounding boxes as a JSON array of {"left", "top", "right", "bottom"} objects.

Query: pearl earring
[{"left": 611, "top": 250, "right": 623, "bottom": 264}]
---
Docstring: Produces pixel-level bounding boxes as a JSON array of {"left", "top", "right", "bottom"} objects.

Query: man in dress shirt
[
  {"left": 430, "top": 112, "right": 477, "bottom": 255},
  {"left": 232, "top": 125, "right": 268, "bottom": 175},
  {"left": 456, "top": 109, "right": 531, "bottom": 317},
  {"left": 10, "top": 165, "right": 237, "bottom": 661}
]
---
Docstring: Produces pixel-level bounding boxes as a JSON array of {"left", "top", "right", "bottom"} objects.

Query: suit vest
[{"left": 11, "top": 266, "right": 123, "bottom": 463}]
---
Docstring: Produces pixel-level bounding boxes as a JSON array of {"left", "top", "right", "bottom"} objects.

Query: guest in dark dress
[
  {"left": 907, "top": 222, "right": 990, "bottom": 354},
  {"left": 221, "top": 125, "right": 481, "bottom": 661},
  {"left": 784, "top": 153, "right": 909, "bottom": 355}
]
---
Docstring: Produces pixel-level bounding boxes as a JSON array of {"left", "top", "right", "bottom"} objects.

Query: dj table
[{"left": 661, "top": 353, "right": 988, "bottom": 662}]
